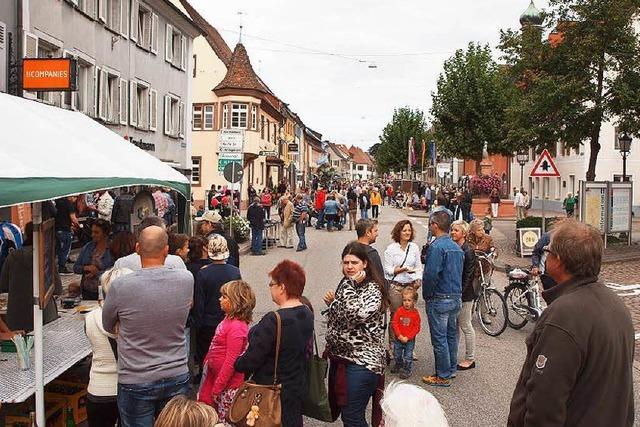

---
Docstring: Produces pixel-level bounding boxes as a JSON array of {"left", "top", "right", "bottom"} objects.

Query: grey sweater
[{"left": 102, "top": 266, "right": 193, "bottom": 384}]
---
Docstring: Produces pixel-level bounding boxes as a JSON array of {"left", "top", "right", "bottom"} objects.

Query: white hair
[{"left": 380, "top": 381, "right": 448, "bottom": 427}]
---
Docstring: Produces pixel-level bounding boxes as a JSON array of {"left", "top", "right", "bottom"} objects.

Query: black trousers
[
  {"left": 195, "top": 325, "right": 216, "bottom": 372},
  {"left": 372, "top": 205, "right": 379, "bottom": 218},
  {"left": 86, "top": 395, "right": 119, "bottom": 427}
]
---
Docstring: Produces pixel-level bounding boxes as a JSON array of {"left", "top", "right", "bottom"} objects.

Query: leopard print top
[{"left": 326, "top": 277, "right": 386, "bottom": 374}]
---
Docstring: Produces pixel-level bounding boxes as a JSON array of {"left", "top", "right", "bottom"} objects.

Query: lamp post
[
  {"left": 618, "top": 133, "right": 632, "bottom": 182},
  {"left": 516, "top": 149, "right": 530, "bottom": 188}
]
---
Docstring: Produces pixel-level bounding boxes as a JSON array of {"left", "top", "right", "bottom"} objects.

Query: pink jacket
[{"left": 197, "top": 318, "right": 249, "bottom": 404}]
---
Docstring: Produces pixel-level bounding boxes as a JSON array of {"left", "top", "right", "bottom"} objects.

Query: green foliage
[
  {"left": 375, "top": 107, "right": 428, "bottom": 173},
  {"left": 515, "top": 216, "right": 556, "bottom": 229},
  {"left": 500, "top": 0, "right": 640, "bottom": 180},
  {"left": 430, "top": 42, "right": 514, "bottom": 161}
]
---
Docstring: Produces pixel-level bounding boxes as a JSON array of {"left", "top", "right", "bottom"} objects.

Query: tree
[
  {"left": 376, "top": 107, "right": 428, "bottom": 173},
  {"left": 430, "top": 42, "right": 514, "bottom": 163},
  {"left": 500, "top": 0, "right": 640, "bottom": 181}
]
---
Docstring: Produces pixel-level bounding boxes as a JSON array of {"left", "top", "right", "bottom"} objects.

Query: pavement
[{"left": 239, "top": 205, "right": 640, "bottom": 426}]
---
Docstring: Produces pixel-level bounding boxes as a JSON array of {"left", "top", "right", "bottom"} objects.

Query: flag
[
  {"left": 421, "top": 139, "right": 426, "bottom": 170},
  {"left": 430, "top": 142, "right": 437, "bottom": 165},
  {"left": 409, "top": 137, "right": 417, "bottom": 167}
]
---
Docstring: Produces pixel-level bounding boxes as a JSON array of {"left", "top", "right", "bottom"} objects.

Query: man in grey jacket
[
  {"left": 103, "top": 226, "right": 193, "bottom": 427},
  {"left": 508, "top": 219, "right": 634, "bottom": 426}
]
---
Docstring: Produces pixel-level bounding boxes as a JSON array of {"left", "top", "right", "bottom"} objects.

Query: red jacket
[
  {"left": 315, "top": 190, "right": 327, "bottom": 210},
  {"left": 391, "top": 307, "right": 421, "bottom": 340}
]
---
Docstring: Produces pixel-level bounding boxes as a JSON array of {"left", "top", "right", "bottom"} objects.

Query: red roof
[
  {"left": 215, "top": 43, "right": 271, "bottom": 94},
  {"left": 348, "top": 146, "right": 373, "bottom": 166},
  {"left": 178, "top": 0, "right": 232, "bottom": 66}
]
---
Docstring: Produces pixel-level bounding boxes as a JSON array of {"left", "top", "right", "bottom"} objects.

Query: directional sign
[
  {"left": 530, "top": 149, "right": 560, "bottom": 177},
  {"left": 223, "top": 161, "right": 243, "bottom": 184},
  {"left": 219, "top": 129, "right": 245, "bottom": 153}
]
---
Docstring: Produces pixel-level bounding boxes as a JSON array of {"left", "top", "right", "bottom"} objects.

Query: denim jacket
[
  {"left": 73, "top": 241, "right": 114, "bottom": 276},
  {"left": 422, "top": 235, "right": 464, "bottom": 299}
]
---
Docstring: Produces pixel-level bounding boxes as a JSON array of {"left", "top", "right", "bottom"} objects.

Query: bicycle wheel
[
  {"left": 505, "top": 286, "right": 529, "bottom": 330},
  {"left": 475, "top": 288, "right": 508, "bottom": 336}
]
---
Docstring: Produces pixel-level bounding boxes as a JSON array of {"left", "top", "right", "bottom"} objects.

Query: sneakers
[
  {"left": 399, "top": 369, "right": 411, "bottom": 380},
  {"left": 422, "top": 375, "right": 451, "bottom": 387}
]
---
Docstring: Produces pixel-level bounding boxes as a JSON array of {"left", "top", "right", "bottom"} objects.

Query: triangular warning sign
[{"left": 530, "top": 149, "right": 560, "bottom": 177}]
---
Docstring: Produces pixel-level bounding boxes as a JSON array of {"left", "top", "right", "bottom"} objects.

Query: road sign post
[
  {"left": 218, "top": 130, "right": 245, "bottom": 241},
  {"left": 529, "top": 149, "right": 560, "bottom": 234}
]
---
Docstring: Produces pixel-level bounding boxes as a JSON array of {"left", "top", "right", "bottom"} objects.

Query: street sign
[
  {"left": 530, "top": 149, "right": 560, "bottom": 177},
  {"left": 223, "top": 161, "right": 243, "bottom": 183},
  {"left": 259, "top": 150, "right": 278, "bottom": 157},
  {"left": 219, "top": 129, "right": 244, "bottom": 152},
  {"left": 219, "top": 152, "right": 242, "bottom": 161},
  {"left": 288, "top": 143, "right": 298, "bottom": 152}
]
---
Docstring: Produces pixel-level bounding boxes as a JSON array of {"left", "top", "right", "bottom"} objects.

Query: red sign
[
  {"left": 23, "top": 58, "right": 76, "bottom": 91},
  {"left": 530, "top": 149, "right": 560, "bottom": 177}
]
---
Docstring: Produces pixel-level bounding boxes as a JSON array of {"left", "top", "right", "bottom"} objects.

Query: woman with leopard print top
[{"left": 324, "top": 241, "right": 388, "bottom": 427}]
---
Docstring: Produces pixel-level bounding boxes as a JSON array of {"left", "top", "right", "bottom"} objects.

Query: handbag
[
  {"left": 390, "top": 245, "right": 411, "bottom": 282},
  {"left": 302, "top": 330, "right": 332, "bottom": 421},
  {"left": 227, "top": 311, "right": 282, "bottom": 427}
]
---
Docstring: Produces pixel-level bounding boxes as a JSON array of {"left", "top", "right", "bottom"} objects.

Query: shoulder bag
[
  {"left": 302, "top": 327, "right": 333, "bottom": 421},
  {"left": 390, "top": 245, "right": 410, "bottom": 283},
  {"left": 227, "top": 311, "right": 282, "bottom": 427}
]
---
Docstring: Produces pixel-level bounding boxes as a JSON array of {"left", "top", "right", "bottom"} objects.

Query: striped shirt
[{"left": 293, "top": 202, "right": 309, "bottom": 223}]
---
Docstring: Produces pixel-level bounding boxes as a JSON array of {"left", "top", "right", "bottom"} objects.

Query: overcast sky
[{"left": 191, "top": 0, "right": 549, "bottom": 150}]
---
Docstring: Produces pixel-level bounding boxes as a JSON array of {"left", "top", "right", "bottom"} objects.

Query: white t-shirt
[
  {"left": 383, "top": 242, "right": 422, "bottom": 283},
  {"left": 113, "top": 253, "right": 186, "bottom": 270}
]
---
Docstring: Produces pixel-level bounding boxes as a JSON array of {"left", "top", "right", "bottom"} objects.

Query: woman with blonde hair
[
  {"left": 155, "top": 395, "right": 223, "bottom": 427},
  {"left": 198, "top": 280, "right": 256, "bottom": 423},
  {"left": 85, "top": 267, "right": 133, "bottom": 427},
  {"left": 450, "top": 220, "right": 477, "bottom": 370}
]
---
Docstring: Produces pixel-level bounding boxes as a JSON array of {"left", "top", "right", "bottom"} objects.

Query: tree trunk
[{"left": 586, "top": 54, "right": 606, "bottom": 182}]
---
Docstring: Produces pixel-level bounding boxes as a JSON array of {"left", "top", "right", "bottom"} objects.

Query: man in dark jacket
[
  {"left": 355, "top": 219, "right": 383, "bottom": 280},
  {"left": 247, "top": 197, "right": 265, "bottom": 256},
  {"left": 508, "top": 219, "right": 635, "bottom": 427},
  {"left": 195, "top": 211, "right": 240, "bottom": 266}
]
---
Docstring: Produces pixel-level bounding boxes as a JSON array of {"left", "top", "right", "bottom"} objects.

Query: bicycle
[
  {"left": 504, "top": 266, "right": 545, "bottom": 329},
  {"left": 472, "top": 249, "right": 508, "bottom": 336}
]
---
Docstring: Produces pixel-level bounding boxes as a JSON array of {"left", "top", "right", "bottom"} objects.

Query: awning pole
[{"left": 32, "top": 202, "right": 44, "bottom": 427}]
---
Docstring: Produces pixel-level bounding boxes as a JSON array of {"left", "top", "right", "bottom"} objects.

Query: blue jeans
[
  {"left": 426, "top": 298, "right": 461, "bottom": 379},
  {"left": 55, "top": 230, "right": 73, "bottom": 269},
  {"left": 393, "top": 339, "right": 415, "bottom": 372},
  {"left": 295, "top": 222, "right": 306, "bottom": 249},
  {"left": 251, "top": 226, "right": 263, "bottom": 254},
  {"left": 360, "top": 209, "right": 368, "bottom": 219},
  {"left": 325, "top": 214, "right": 336, "bottom": 230},
  {"left": 118, "top": 373, "right": 190, "bottom": 427},
  {"left": 316, "top": 208, "right": 325, "bottom": 228},
  {"left": 342, "top": 363, "right": 379, "bottom": 427}
]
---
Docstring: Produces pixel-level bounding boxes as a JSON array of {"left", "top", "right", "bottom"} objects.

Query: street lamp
[
  {"left": 618, "top": 133, "right": 632, "bottom": 182},
  {"left": 516, "top": 149, "right": 530, "bottom": 188}
]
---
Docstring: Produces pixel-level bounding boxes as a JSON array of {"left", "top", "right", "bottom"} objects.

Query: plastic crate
[
  {"left": 45, "top": 380, "right": 87, "bottom": 425},
  {"left": 5, "top": 396, "right": 66, "bottom": 427}
]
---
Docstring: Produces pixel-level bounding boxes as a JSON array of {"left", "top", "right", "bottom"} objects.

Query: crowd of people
[{"left": 0, "top": 177, "right": 635, "bottom": 427}]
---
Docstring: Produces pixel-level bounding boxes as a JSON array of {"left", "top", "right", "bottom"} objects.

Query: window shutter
[
  {"left": 165, "top": 23, "right": 173, "bottom": 62},
  {"left": 119, "top": 78, "right": 128, "bottom": 125},
  {"left": 151, "top": 13, "right": 158, "bottom": 54},
  {"left": 179, "top": 101, "right": 185, "bottom": 138},
  {"left": 24, "top": 32, "right": 38, "bottom": 58},
  {"left": 120, "top": 0, "right": 128, "bottom": 38},
  {"left": 99, "top": 69, "right": 108, "bottom": 120},
  {"left": 164, "top": 95, "right": 171, "bottom": 135},
  {"left": 149, "top": 88, "right": 157, "bottom": 131},
  {"left": 143, "top": 14, "right": 151, "bottom": 50},
  {"left": 129, "top": 80, "right": 138, "bottom": 126},
  {"left": 85, "top": 0, "right": 96, "bottom": 19},
  {"left": 98, "top": 0, "right": 106, "bottom": 22},
  {"left": 130, "top": 0, "right": 139, "bottom": 42},
  {"left": 92, "top": 66, "right": 99, "bottom": 117},
  {"left": 180, "top": 35, "right": 186, "bottom": 71}
]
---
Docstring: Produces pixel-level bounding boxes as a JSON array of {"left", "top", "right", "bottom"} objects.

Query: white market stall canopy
[{"left": 0, "top": 92, "right": 190, "bottom": 208}]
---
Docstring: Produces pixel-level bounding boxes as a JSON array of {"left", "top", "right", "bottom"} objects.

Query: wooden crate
[
  {"left": 45, "top": 379, "right": 88, "bottom": 425},
  {"left": 5, "top": 396, "right": 66, "bottom": 427}
]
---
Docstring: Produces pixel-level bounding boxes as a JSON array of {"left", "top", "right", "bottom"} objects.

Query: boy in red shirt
[{"left": 391, "top": 287, "right": 421, "bottom": 379}]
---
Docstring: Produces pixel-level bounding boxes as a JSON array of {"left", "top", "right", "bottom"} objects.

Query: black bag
[{"left": 420, "top": 242, "right": 429, "bottom": 264}]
